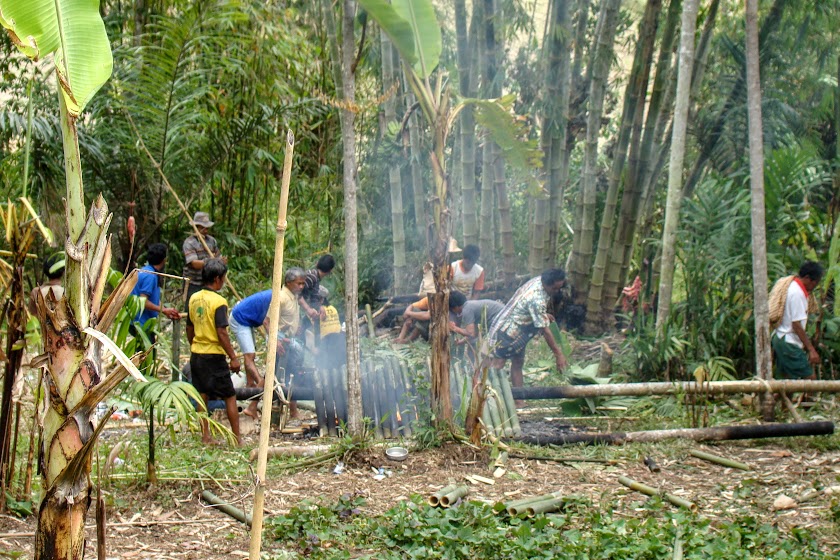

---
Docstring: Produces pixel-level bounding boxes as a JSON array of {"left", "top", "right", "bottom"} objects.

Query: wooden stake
[{"left": 249, "top": 130, "right": 295, "bottom": 560}]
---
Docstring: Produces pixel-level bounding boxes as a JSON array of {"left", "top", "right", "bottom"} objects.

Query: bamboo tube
[
  {"left": 490, "top": 369, "right": 515, "bottom": 437},
  {"left": 321, "top": 366, "right": 338, "bottom": 437},
  {"left": 526, "top": 497, "right": 567, "bottom": 517},
  {"left": 440, "top": 485, "right": 470, "bottom": 507},
  {"left": 202, "top": 490, "right": 252, "bottom": 526},
  {"left": 398, "top": 360, "right": 417, "bottom": 428},
  {"left": 249, "top": 129, "right": 295, "bottom": 560},
  {"left": 387, "top": 360, "right": 407, "bottom": 437},
  {"left": 618, "top": 476, "right": 697, "bottom": 511},
  {"left": 384, "top": 363, "right": 399, "bottom": 436},
  {"left": 366, "top": 361, "right": 384, "bottom": 439},
  {"left": 486, "top": 386, "right": 505, "bottom": 438},
  {"left": 480, "top": 389, "right": 495, "bottom": 435},
  {"left": 494, "top": 368, "right": 522, "bottom": 437},
  {"left": 428, "top": 484, "right": 459, "bottom": 506},
  {"left": 335, "top": 366, "right": 349, "bottom": 426},
  {"left": 689, "top": 449, "right": 750, "bottom": 471},
  {"left": 376, "top": 364, "right": 392, "bottom": 439},
  {"left": 504, "top": 492, "right": 561, "bottom": 516},
  {"left": 360, "top": 362, "right": 374, "bottom": 435},
  {"left": 312, "top": 367, "right": 328, "bottom": 437}
]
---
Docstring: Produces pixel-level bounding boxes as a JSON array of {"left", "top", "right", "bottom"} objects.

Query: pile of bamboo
[
  {"left": 499, "top": 491, "right": 567, "bottom": 517},
  {"left": 427, "top": 484, "right": 470, "bottom": 507}
]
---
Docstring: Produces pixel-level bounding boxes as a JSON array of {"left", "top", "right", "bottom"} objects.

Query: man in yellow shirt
[
  {"left": 187, "top": 259, "right": 242, "bottom": 446},
  {"left": 277, "top": 267, "right": 307, "bottom": 417}
]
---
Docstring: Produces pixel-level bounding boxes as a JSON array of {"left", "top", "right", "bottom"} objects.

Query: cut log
[{"left": 513, "top": 421, "right": 834, "bottom": 446}]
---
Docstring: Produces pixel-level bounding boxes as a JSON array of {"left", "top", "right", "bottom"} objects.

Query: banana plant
[
  {"left": 1, "top": 1, "right": 147, "bottom": 557},
  {"left": 358, "top": 0, "right": 541, "bottom": 428}
]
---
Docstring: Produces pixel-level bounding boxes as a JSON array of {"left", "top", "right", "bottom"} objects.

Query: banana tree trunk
[
  {"left": 655, "top": 0, "right": 699, "bottom": 333},
  {"left": 745, "top": 0, "right": 773, "bottom": 421},
  {"left": 569, "top": 0, "right": 622, "bottom": 304},
  {"left": 381, "top": 32, "right": 408, "bottom": 293},
  {"left": 35, "top": 90, "right": 139, "bottom": 560}
]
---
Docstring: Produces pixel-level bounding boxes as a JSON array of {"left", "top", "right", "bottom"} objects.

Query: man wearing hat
[{"left": 183, "top": 211, "right": 224, "bottom": 309}]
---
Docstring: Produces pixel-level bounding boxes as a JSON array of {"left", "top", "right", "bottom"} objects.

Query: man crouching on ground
[{"left": 187, "top": 258, "right": 242, "bottom": 446}]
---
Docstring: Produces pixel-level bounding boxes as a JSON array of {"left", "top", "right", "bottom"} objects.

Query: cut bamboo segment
[
  {"left": 689, "top": 449, "right": 750, "bottom": 471},
  {"left": 440, "top": 485, "right": 470, "bottom": 507},
  {"left": 428, "top": 484, "right": 459, "bottom": 507},
  {"left": 494, "top": 368, "right": 522, "bottom": 437},
  {"left": 526, "top": 497, "right": 567, "bottom": 517},
  {"left": 618, "top": 476, "right": 697, "bottom": 511}
]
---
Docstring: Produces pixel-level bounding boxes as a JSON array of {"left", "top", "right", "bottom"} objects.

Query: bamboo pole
[
  {"left": 688, "top": 449, "right": 750, "bottom": 471},
  {"left": 126, "top": 113, "right": 243, "bottom": 301},
  {"left": 201, "top": 490, "right": 252, "bottom": 526},
  {"left": 249, "top": 130, "right": 295, "bottom": 560},
  {"left": 618, "top": 476, "right": 697, "bottom": 511},
  {"left": 510, "top": 379, "right": 840, "bottom": 400}
]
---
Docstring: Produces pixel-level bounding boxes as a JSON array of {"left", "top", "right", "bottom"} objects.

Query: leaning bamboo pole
[
  {"left": 126, "top": 113, "right": 243, "bottom": 301},
  {"left": 510, "top": 379, "right": 840, "bottom": 400},
  {"left": 249, "top": 130, "right": 295, "bottom": 560}
]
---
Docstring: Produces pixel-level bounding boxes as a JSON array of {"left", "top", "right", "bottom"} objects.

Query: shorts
[
  {"left": 229, "top": 312, "right": 257, "bottom": 354},
  {"left": 492, "top": 329, "right": 538, "bottom": 360},
  {"left": 772, "top": 334, "right": 813, "bottom": 379},
  {"left": 190, "top": 353, "right": 236, "bottom": 400}
]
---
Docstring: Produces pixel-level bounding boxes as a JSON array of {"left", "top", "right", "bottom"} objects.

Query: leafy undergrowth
[{"left": 264, "top": 493, "right": 831, "bottom": 559}]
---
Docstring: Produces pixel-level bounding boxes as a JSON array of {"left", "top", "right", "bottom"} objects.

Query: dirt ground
[{"left": 2, "top": 410, "right": 839, "bottom": 559}]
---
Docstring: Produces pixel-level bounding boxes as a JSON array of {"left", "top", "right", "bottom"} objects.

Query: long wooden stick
[
  {"left": 125, "top": 113, "right": 243, "bottom": 301},
  {"left": 249, "top": 130, "right": 295, "bottom": 560}
]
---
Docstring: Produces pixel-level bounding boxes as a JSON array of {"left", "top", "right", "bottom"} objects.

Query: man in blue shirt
[
  {"left": 131, "top": 243, "right": 181, "bottom": 343},
  {"left": 229, "top": 290, "right": 273, "bottom": 419}
]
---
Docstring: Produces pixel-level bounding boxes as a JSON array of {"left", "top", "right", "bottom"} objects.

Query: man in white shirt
[{"left": 771, "top": 261, "right": 823, "bottom": 380}]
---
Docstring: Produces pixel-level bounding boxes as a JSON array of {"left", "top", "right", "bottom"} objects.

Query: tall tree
[
  {"left": 656, "top": 0, "right": 700, "bottom": 332},
  {"left": 569, "top": 0, "right": 622, "bottom": 303},
  {"left": 745, "top": 0, "right": 772, "bottom": 420}
]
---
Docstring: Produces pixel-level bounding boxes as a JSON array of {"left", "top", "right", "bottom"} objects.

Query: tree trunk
[
  {"left": 655, "top": 0, "right": 699, "bottom": 333},
  {"left": 585, "top": 0, "right": 661, "bottom": 332},
  {"left": 569, "top": 0, "right": 622, "bottom": 304},
  {"left": 455, "top": 0, "right": 479, "bottom": 247},
  {"left": 35, "top": 91, "right": 138, "bottom": 560},
  {"left": 745, "top": 0, "right": 773, "bottom": 421},
  {"left": 340, "top": 0, "right": 363, "bottom": 436},
  {"left": 381, "top": 32, "right": 407, "bottom": 293}
]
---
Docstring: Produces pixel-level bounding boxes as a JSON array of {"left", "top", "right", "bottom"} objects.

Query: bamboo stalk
[
  {"left": 250, "top": 130, "right": 295, "bottom": 560},
  {"left": 688, "top": 449, "right": 750, "bottom": 471},
  {"left": 618, "top": 476, "right": 697, "bottom": 511},
  {"left": 428, "top": 484, "right": 459, "bottom": 506},
  {"left": 440, "top": 485, "right": 470, "bottom": 507},
  {"left": 494, "top": 367, "right": 521, "bottom": 437}
]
